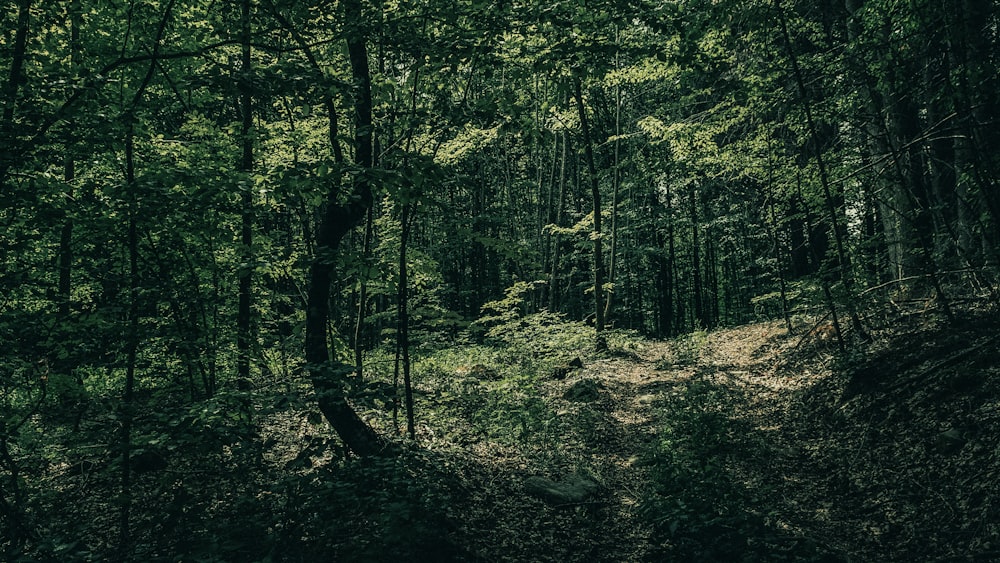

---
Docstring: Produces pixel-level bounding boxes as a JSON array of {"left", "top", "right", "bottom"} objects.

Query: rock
[
  {"left": 563, "top": 378, "right": 602, "bottom": 402},
  {"left": 524, "top": 473, "right": 601, "bottom": 504},
  {"left": 552, "top": 357, "right": 584, "bottom": 380}
]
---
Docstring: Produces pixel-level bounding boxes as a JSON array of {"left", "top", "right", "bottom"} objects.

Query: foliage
[
  {"left": 673, "top": 327, "right": 710, "bottom": 366},
  {"left": 638, "top": 359, "right": 843, "bottom": 562},
  {"left": 1, "top": 0, "right": 998, "bottom": 557},
  {"left": 414, "top": 344, "right": 568, "bottom": 450},
  {"left": 640, "top": 380, "right": 759, "bottom": 548},
  {"left": 474, "top": 281, "right": 594, "bottom": 368},
  {"left": 263, "top": 451, "right": 468, "bottom": 562}
]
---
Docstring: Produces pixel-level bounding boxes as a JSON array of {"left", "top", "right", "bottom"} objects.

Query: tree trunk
[
  {"left": 395, "top": 203, "right": 415, "bottom": 439},
  {"left": 236, "top": 0, "right": 254, "bottom": 392},
  {"left": 573, "top": 74, "right": 606, "bottom": 349},
  {"left": 603, "top": 76, "right": 622, "bottom": 324},
  {"left": 116, "top": 2, "right": 175, "bottom": 552},
  {"left": 706, "top": 224, "right": 719, "bottom": 328},
  {"left": 549, "top": 131, "right": 568, "bottom": 313},
  {"left": 0, "top": 0, "right": 32, "bottom": 185},
  {"left": 118, "top": 118, "right": 140, "bottom": 562},
  {"left": 58, "top": 0, "right": 85, "bottom": 430},
  {"left": 691, "top": 186, "right": 704, "bottom": 330},
  {"left": 303, "top": 0, "right": 386, "bottom": 456},
  {"left": 776, "top": 0, "right": 864, "bottom": 338},
  {"left": 657, "top": 180, "right": 677, "bottom": 337},
  {"left": 58, "top": 0, "right": 81, "bottom": 320},
  {"left": 354, "top": 206, "right": 374, "bottom": 379},
  {"left": 766, "top": 163, "right": 793, "bottom": 332}
]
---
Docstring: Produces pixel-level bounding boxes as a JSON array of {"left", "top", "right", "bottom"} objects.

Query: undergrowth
[{"left": 638, "top": 369, "right": 840, "bottom": 561}]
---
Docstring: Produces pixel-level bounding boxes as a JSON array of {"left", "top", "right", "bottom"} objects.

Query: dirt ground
[
  {"left": 31, "top": 315, "right": 999, "bottom": 562},
  {"left": 453, "top": 316, "right": 1000, "bottom": 561}
]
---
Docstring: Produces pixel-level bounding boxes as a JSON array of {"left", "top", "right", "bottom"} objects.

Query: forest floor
[
  {"left": 27, "top": 312, "right": 1000, "bottom": 562},
  {"left": 433, "top": 314, "right": 1000, "bottom": 562}
]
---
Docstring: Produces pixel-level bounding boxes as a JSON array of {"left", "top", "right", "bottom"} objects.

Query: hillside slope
[
  {"left": 450, "top": 315, "right": 1000, "bottom": 561},
  {"left": 31, "top": 315, "right": 999, "bottom": 562}
]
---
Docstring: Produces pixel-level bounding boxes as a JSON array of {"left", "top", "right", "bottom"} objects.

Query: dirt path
[
  {"left": 459, "top": 316, "right": 1000, "bottom": 561},
  {"left": 560, "top": 316, "right": 999, "bottom": 562},
  {"left": 510, "top": 321, "right": 832, "bottom": 561}
]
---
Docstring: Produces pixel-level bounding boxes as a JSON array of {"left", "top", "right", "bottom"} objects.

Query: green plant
[
  {"left": 674, "top": 328, "right": 709, "bottom": 365},
  {"left": 638, "top": 380, "right": 760, "bottom": 559},
  {"left": 474, "top": 292, "right": 593, "bottom": 375}
]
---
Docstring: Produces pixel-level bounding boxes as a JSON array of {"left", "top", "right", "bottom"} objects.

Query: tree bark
[
  {"left": 766, "top": 159, "right": 793, "bottom": 332},
  {"left": 118, "top": 117, "right": 140, "bottom": 562},
  {"left": 56, "top": 0, "right": 85, "bottom": 430},
  {"left": 354, "top": 206, "right": 374, "bottom": 379},
  {"left": 236, "top": 0, "right": 254, "bottom": 393},
  {"left": 691, "top": 186, "right": 704, "bottom": 330},
  {"left": 395, "top": 203, "right": 415, "bottom": 439},
  {"left": 303, "top": 0, "right": 386, "bottom": 456},
  {"left": 604, "top": 74, "right": 621, "bottom": 324},
  {"left": 549, "top": 131, "right": 568, "bottom": 313},
  {"left": 573, "top": 74, "right": 606, "bottom": 349},
  {"left": 0, "top": 0, "right": 33, "bottom": 185}
]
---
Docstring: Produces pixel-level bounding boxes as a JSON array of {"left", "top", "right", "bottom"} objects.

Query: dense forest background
[{"left": 2, "top": 0, "right": 998, "bottom": 560}]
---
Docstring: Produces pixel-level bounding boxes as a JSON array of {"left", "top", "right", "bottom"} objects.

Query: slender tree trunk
[
  {"left": 766, "top": 183, "right": 794, "bottom": 332},
  {"left": 542, "top": 128, "right": 558, "bottom": 299},
  {"left": 776, "top": 0, "right": 864, "bottom": 339},
  {"left": 118, "top": 119, "right": 140, "bottom": 561},
  {"left": 57, "top": 0, "right": 85, "bottom": 430},
  {"left": 573, "top": 75, "right": 606, "bottom": 349},
  {"left": 0, "top": 0, "right": 32, "bottom": 184},
  {"left": 657, "top": 180, "right": 677, "bottom": 337},
  {"left": 655, "top": 230, "right": 671, "bottom": 338},
  {"left": 796, "top": 181, "right": 846, "bottom": 351},
  {"left": 58, "top": 182, "right": 75, "bottom": 315},
  {"left": 116, "top": 2, "right": 175, "bottom": 553},
  {"left": 59, "top": 0, "right": 81, "bottom": 320},
  {"left": 706, "top": 225, "right": 719, "bottom": 328},
  {"left": 549, "top": 131, "right": 568, "bottom": 313},
  {"left": 604, "top": 68, "right": 622, "bottom": 324},
  {"left": 395, "top": 203, "right": 415, "bottom": 439},
  {"left": 354, "top": 207, "right": 374, "bottom": 379},
  {"left": 883, "top": 106, "right": 956, "bottom": 321},
  {"left": 236, "top": 0, "right": 254, "bottom": 392},
  {"left": 845, "top": 0, "right": 907, "bottom": 286},
  {"left": 691, "top": 187, "right": 704, "bottom": 330}
]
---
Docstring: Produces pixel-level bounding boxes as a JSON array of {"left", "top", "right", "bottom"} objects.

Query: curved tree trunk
[{"left": 303, "top": 0, "right": 386, "bottom": 457}]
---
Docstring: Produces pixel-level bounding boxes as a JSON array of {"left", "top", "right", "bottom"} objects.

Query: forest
[{"left": 2, "top": 0, "right": 999, "bottom": 560}]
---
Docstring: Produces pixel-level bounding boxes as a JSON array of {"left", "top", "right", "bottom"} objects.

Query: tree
[
  {"left": 302, "top": 0, "right": 386, "bottom": 456},
  {"left": 235, "top": 0, "right": 255, "bottom": 396},
  {"left": 573, "top": 74, "right": 608, "bottom": 348}
]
